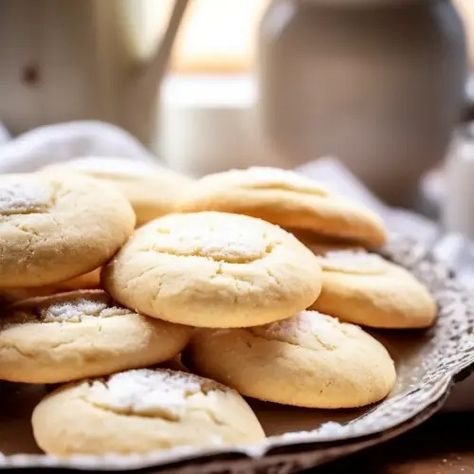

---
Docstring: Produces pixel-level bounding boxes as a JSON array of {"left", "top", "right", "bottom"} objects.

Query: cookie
[
  {"left": 310, "top": 250, "right": 437, "bottom": 328},
  {"left": 188, "top": 310, "right": 396, "bottom": 408},
  {"left": 56, "top": 267, "right": 102, "bottom": 290},
  {"left": 178, "top": 167, "right": 387, "bottom": 247},
  {"left": 32, "top": 368, "right": 265, "bottom": 456},
  {"left": 42, "top": 157, "right": 193, "bottom": 225},
  {"left": 0, "top": 290, "right": 191, "bottom": 383},
  {"left": 290, "top": 229, "right": 365, "bottom": 255},
  {"left": 103, "top": 211, "right": 322, "bottom": 328},
  {"left": 0, "top": 268, "right": 102, "bottom": 305},
  {"left": 0, "top": 173, "right": 135, "bottom": 288}
]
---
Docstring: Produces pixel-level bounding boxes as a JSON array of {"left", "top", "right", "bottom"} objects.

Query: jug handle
[
  {"left": 127, "top": 0, "right": 188, "bottom": 144},
  {"left": 136, "top": 0, "right": 189, "bottom": 94}
]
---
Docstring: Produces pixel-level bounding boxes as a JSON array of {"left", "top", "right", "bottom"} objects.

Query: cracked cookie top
[
  {"left": 103, "top": 211, "right": 322, "bottom": 328},
  {"left": 85, "top": 369, "right": 223, "bottom": 420},
  {"left": 178, "top": 167, "right": 387, "bottom": 248},
  {"left": 249, "top": 310, "right": 360, "bottom": 351},
  {"left": 149, "top": 212, "right": 277, "bottom": 264}
]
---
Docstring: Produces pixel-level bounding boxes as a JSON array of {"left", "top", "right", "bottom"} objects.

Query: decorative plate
[{"left": 0, "top": 234, "right": 472, "bottom": 472}]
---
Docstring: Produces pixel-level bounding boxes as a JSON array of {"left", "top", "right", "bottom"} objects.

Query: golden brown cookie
[
  {"left": 0, "top": 290, "right": 191, "bottom": 383},
  {"left": 178, "top": 167, "right": 387, "bottom": 247},
  {"left": 0, "top": 172, "right": 135, "bottom": 287},
  {"left": 289, "top": 229, "right": 365, "bottom": 255},
  {"left": 56, "top": 267, "right": 101, "bottom": 290},
  {"left": 32, "top": 368, "right": 265, "bottom": 456},
  {"left": 0, "top": 268, "right": 102, "bottom": 305},
  {"left": 103, "top": 211, "right": 322, "bottom": 328},
  {"left": 188, "top": 310, "right": 396, "bottom": 408},
  {"left": 310, "top": 250, "right": 437, "bottom": 328},
  {"left": 42, "top": 157, "right": 193, "bottom": 225}
]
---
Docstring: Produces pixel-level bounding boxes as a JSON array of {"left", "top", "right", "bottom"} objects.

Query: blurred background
[{"left": 1, "top": 0, "right": 474, "bottom": 234}]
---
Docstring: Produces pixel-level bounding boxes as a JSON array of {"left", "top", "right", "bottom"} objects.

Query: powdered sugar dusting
[
  {"left": 40, "top": 298, "right": 130, "bottom": 322},
  {"left": 0, "top": 178, "right": 53, "bottom": 215},
  {"left": 152, "top": 214, "right": 273, "bottom": 263},
  {"left": 86, "top": 369, "right": 206, "bottom": 420},
  {"left": 4, "top": 291, "right": 132, "bottom": 325},
  {"left": 251, "top": 311, "right": 354, "bottom": 351},
  {"left": 281, "top": 421, "right": 344, "bottom": 442},
  {"left": 318, "top": 250, "right": 386, "bottom": 274}
]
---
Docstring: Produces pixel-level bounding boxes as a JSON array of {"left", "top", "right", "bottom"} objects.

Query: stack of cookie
[{"left": 0, "top": 164, "right": 436, "bottom": 458}]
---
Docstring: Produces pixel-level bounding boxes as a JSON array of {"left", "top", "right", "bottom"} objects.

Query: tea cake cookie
[
  {"left": 179, "top": 167, "right": 387, "bottom": 247},
  {"left": 103, "top": 211, "right": 322, "bottom": 328},
  {"left": 188, "top": 311, "right": 396, "bottom": 408},
  {"left": 290, "top": 229, "right": 365, "bottom": 255},
  {"left": 42, "top": 157, "right": 193, "bottom": 225},
  {"left": 0, "top": 286, "right": 57, "bottom": 305},
  {"left": 0, "top": 290, "right": 190, "bottom": 383},
  {"left": 0, "top": 173, "right": 135, "bottom": 287},
  {"left": 0, "top": 268, "right": 102, "bottom": 305},
  {"left": 56, "top": 267, "right": 102, "bottom": 290},
  {"left": 310, "top": 250, "right": 437, "bottom": 328},
  {"left": 32, "top": 368, "right": 265, "bottom": 456}
]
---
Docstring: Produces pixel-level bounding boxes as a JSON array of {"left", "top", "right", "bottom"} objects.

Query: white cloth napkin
[{"left": 0, "top": 121, "right": 155, "bottom": 173}]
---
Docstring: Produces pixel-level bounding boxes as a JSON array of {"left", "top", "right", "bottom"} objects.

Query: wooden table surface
[{"left": 313, "top": 413, "right": 474, "bottom": 474}]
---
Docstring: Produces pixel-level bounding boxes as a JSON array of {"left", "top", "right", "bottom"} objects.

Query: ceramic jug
[
  {"left": 0, "top": 0, "right": 188, "bottom": 145},
  {"left": 258, "top": 0, "right": 467, "bottom": 206}
]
